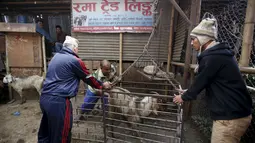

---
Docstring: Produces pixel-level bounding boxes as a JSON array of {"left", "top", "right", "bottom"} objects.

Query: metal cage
[{"left": 72, "top": 80, "right": 183, "bottom": 143}]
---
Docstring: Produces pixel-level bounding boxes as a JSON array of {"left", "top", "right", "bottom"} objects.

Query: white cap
[{"left": 63, "top": 36, "right": 79, "bottom": 49}]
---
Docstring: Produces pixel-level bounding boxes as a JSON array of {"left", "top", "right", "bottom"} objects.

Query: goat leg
[
  {"left": 141, "top": 117, "right": 145, "bottom": 124},
  {"left": 130, "top": 124, "right": 144, "bottom": 143},
  {"left": 37, "top": 93, "right": 40, "bottom": 103},
  {"left": 20, "top": 97, "right": 24, "bottom": 105},
  {"left": 36, "top": 90, "right": 41, "bottom": 102},
  {"left": 20, "top": 94, "right": 26, "bottom": 104},
  {"left": 136, "top": 131, "right": 144, "bottom": 143},
  {"left": 16, "top": 89, "right": 26, "bottom": 104},
  {"left": 23, "top": 96, "right": 27, "bottom": 104}
]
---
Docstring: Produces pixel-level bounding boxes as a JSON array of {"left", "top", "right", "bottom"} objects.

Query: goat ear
[{"left": 3, "top": 77, "right": 7, "bottom": 83}]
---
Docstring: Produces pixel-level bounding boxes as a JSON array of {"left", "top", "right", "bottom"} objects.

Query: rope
[
  {"left": 111, "top": 8, "right": 163, "bottom": 86},
  {"left": 111, "top": 7, "right": 182, "bottom": 92}
]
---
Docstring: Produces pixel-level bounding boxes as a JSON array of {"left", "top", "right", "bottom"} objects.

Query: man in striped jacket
[
  {"left": 76, "top": 60, "right": 117, "bottom": 120},
  {"left": 38, "top": 36, "right": 111, "bottom": 143}
]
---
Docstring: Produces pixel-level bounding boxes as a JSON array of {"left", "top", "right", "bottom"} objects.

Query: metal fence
[
  {"left": 72, "top": 80, "right": 183, "bottom": 143},
  {"left": 189, "top": 0, "right": 255, "bottom": 142}
]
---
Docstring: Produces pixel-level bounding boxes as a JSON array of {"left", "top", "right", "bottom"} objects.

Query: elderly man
[
  {"left": 75, "top": 60, "right": 116, "bottom": 119},
  {"left": 173, "top": 17, "right": 252, "bottom": 143},
  {"left": 38, "top": 36, "right": 111, "bottom": 143}
]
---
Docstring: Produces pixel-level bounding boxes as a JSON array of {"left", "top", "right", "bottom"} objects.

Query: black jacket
[{"left": 182, "top": 43, "right": 252, "bottom": 120}]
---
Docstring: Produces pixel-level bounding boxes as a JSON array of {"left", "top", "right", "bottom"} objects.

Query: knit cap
[
  {"left": 63, "top": 36, "right": 79, "bottom": 48},
  {"left": 190, "top": 17, "right": 218, "bottom": 46}
]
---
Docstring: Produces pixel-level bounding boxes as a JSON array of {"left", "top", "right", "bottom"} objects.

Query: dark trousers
[
  {"left": 81, "top": 89, "right": 108, "bottom": 113},
  {"left": 38, "top": 95, "right": 73, "bottom": 143}
]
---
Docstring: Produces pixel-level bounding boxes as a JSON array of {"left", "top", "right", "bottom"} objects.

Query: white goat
[
  {"left": 106, "top": 87, "right": 140, "bottom": 122},
  {"left": 143, "top": 65, "right": 175, "bottom": 79},
  {"left": 106, "top": 87, "right": 160, "bottom": 120},
  {"left": 137, "top": 91, "right": 159, "bottom": 117},
  {"left": 105, "top": 87, "right": 160, "bottom": 140},
  {"left": 3, "top": 74, "right": 44, "bottom": 104}
]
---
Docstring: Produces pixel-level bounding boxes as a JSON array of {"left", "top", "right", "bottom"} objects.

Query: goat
[
  {"left": 105, "top": 87, "right": 160, "bottom": 119},
  {"left": 104, "top": 87, "right": 160, "bottom": 141},
  {"left": 137, "top": 91, "right": 160, "bottom": 117},
  {"left": 3, "top": 74, "right": 44, "bottom": 104},
  {"left": 143, "top": 65, "right": 175, "bottom": 79}
]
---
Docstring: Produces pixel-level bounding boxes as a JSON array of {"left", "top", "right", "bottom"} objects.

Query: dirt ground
[
  {"left": 0, "top": 96, "right": 208, "bottom": 143},
  {"left": 0, "top": 100, "right": 41, "bottom": 143}
]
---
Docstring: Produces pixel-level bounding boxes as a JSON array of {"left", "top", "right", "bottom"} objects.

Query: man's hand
[
  {"left": 102, "top": 82, "right": 112, "bottom": 89},
  {"left": 96, "top": 89, "right": 103, "bottom": 96},
  {"left": 173, "top": 94, "right": 184, "bottom": 105}
]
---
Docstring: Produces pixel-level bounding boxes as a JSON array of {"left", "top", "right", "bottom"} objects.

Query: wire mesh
[{"left": 189, "top": 0, "right": 255, "bottom": 142}]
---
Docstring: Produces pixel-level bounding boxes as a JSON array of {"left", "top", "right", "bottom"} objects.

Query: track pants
[
  {"left": 81, "top": 89, "right": 108, "bottom": 113},
  {"left": 38, "top": 95, "right": 73, "bottom": 143}
]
